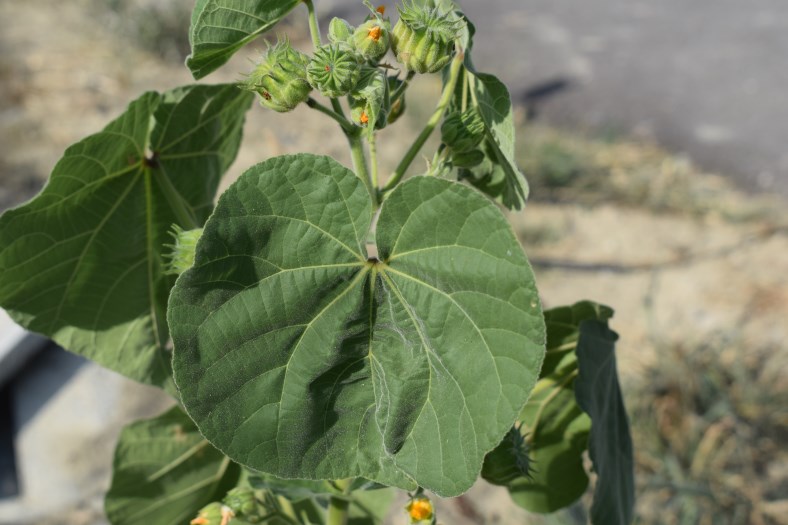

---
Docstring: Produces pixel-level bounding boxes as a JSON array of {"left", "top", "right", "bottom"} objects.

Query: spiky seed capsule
[
  {"left": 328, "top": 17, "right": 355, "bottom": 45},
  {"left": 406, "top": 496, "right": 434, "bottom": 523},
  {"left": 391, "top": 0, "right": 464, "bottom": 74},
  {"left": 240, "top": 40, "right": 311, "bottom": 112},
  {"left": 481, "top": 425, "right": 533, "bottom": 486},
  {"left": 307, "top": 44, "right": 363, "bottom": 98},
  {"left": 164, "top": 225, "right": 203, "bottom": 276},
  {"left": 441, "top": 108, "right": 486, "bottom": 153}
]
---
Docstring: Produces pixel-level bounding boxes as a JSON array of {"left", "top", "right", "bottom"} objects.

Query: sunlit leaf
[
  {"left": 0, "top": 85, "right": 252, "bottom": 390},
  {"left": 169, "top": 154, "right": 545, "bottom": 496}
]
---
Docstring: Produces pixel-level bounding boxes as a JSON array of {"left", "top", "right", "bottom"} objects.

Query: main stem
[
  {"left": 349, "top": 132, "right": 377, "bottom": 206},
  {"left": 384, "top": 52, "right": 464, "bottom": 192},
  {"left": 303, "top": 0, "right": 321, "bottom": 49}
]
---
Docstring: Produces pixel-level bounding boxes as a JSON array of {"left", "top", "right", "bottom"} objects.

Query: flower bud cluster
[
  {"left": 391, "top": 0, "right": 464, "bottom": 73},
  {"left": 441, "top": 108, "right": 486, "bottom": 167}
]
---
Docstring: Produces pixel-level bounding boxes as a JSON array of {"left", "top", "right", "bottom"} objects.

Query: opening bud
[
  {"left": 441, "top": 108, "right": 485, "bottom": 153},
  {"left": 391, "top": 0, "right": 464, "bottom": 73},
  {"left": 240, "top": 39, "right": 311, "bottom": 112},
  {"left": 405, "top": 496, "right": 434, "bottom": 523},
  {"left": 307, "top": 44, "right": 363, "bottom": 98}
]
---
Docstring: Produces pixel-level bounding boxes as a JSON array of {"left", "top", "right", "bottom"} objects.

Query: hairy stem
[
  {"left": 303, "top": 0, "right": 321, "bottom": 49},
  {"left": 384, "top": 52, "right": 464, "bottom": 192},
  {"left": 369, "top": 131, "right": 379, "bottom": 190},
  {"left": 307, "top": 97, "right": 355, "bottom": 133},
  {"left": 349, "top": 133, "right": 377, "bottom": 206}
]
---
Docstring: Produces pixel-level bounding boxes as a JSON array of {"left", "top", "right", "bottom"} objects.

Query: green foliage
[
  {"left": 0, "top": 1, "right": 637, "bottom": 524},
  {"left": 105, "top": 406, "right": 242, "bottom": 525},
  {"left": 187, "top": 0, "right": 302, "bottom": 79},
  {"left": 168, "top": 154, "right": 545, "bottom": 497},
  {"left": 0, "top": 85, "right": 251, "bottom": 390}
]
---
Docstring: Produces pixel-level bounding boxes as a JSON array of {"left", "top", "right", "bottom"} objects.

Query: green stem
[
  {"left": 527, "top": 369, "right": 578, "bottom": 444},
  {"left": 152, "top": 164, "right": 198, "bottom": 229},
  {"left": 303, "top": 0, "right": 321, "bottom": 49},
  {"left": 384, "top": 52, "right": 464, "bottom": 192},
  {"left": 307, "top": 97, "right": 355, "bottom": 133},
  {"left": 326, "top": 479, "right": 352, "bottom": 525},
  {"left": 369, "top": 131, "right": 379, "bottom": 189},
  {"left": 391, "top": 70, "right": 416, "bottom": 105},
  {"left": 349, "top": 133, "right": 377, "bottom": 206}
]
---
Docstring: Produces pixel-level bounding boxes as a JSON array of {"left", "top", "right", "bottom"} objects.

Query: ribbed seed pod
[
  {"left": 239, "top": 40, "right": 311, "bottom": 112},
  {"left": 441, "top": 108, "right": 485, "bottom": 152},
  {"left": 307, "top": 44, "right": 363, "bottom": 98},
  {"left": 391, "top": 0, "right": 464, "bottom": 74}
]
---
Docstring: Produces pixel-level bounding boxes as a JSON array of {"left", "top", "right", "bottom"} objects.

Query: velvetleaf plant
[{"left": 0, "top": 0, "right": 635, "bottom": 523}]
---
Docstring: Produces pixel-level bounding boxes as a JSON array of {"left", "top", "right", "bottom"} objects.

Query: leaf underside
[
  {"left": 105, "top": 406, "right": 241, "bottom": 525},
  {"left": 0, "top": 85, "right": 252, "bottom": 389},
  {"left": 169, "top": 154, "right": 545, "bottom": 496},
  {"left": 187, "top": 0, "right": 302, "bottom": 79}
]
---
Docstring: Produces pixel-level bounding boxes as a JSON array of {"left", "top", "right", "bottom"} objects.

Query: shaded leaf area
[
  {"left": 447, "top": 15, "right": 529, "bottom": 210},
  {"left": 0, "top": 85, "right": 252, "bottom": 390},
  {"left": 188, "top": 0, "right": 301, "bottom": 79},
  {"left": 576, "top": 320, "right": 635, "bottom": 525},
  {"left": 169, "top": 154, "right": 545, "bottom": 497},
  {"left": 105, "top": 406, "right": 242, "bottom": 525},
  {"left": 491, "top": 301, "right": 632, "bottom": 523}
]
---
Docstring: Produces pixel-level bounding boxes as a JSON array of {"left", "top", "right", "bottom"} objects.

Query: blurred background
[{"left": 0, "top": 0, "right": 786, "bottom": 524}]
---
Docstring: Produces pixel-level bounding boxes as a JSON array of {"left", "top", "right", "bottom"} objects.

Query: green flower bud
[
  {"left": 190, "top": 502, "right": 226, "bottom": 525},
  {"left": 391, "top": 0, "right": 464, "bottom": 74},
  {"left": 240, "top": 40, "right": 311, "bottom": 112},
  {"left": 328, "top": 17, "right": 354, "bottom": 45},
  {"left": 481, "top": 425, "right": 533, "bottom": 486},
  {"left": 349, "top": 67, "right": 389, "bottom": 129},
  {"left": 353, "top": 19, "right": 391, "bottom": 62},
  {"left": 164, "top": 225, "right": 203, "bottom": 276},
  {"left": 387, "top": 77, "right": 407, "bottom": 124},
  {"left": 441, "top": 108, "right": 485, "bottom": 152},
  {"left": 223, "top": 488, "right": 262, "bottom": 522},
  {"left": 451, "top": 148, "right": 485, "bottom": 168},
  {"left": 307, "top": 44, "right": 363, "bottom": 98}
]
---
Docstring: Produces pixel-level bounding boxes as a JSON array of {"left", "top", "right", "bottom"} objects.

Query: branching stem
[
  {"left": 384, "top": 52, "right": 464, "bottom": 192},
  {"left": 303, "top": 0, "right": 321, "bottom": 49},
  {"left": 306, "top": 98, "right": 355, "bottom": 133}
]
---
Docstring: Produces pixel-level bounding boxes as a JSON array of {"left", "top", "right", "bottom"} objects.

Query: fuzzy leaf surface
[
  {"left": 105, "top": 406, "right": 241, "bottom": 525},
  {"left": 0, "top": 85, "right": 252, "bottom": 389},
  {"left": 187, "top": 0, "right": 302, "bottom": 79},
  {"left": 169, "top": 154, "right": 545, "bottom": 496}
]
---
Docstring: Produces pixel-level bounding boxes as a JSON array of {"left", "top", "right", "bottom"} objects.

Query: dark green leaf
[
  {"left": 188, "top": 0, "right": 302, "bottom": 79},
  {"left": 105, "top": 406, "right": 242, "bottom": 525},
  {"left": 0, "top": 85, "right": 252, "bottom": 390},
  {"left": 503, "top": 302, "right": 615, "bottom": 514},
  {"left": 575, "top": 320, "right": 635, "bottom": 525},
  {"left": 169, "top": 154, "right": 545, "bottom": 496}
]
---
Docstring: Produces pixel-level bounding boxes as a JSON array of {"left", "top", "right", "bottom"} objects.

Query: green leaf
[
  {"left": 0, "top": 85, "right": 253, "bottom": 390},
  {"left": 169, "top": 154, "right": 545, "bottom": 497},
  {"left": 504, "top": 302, "right": 613, "bottom": 514},
  {"left": 348, "top": 488, "right": 396, "bottom": 525},
  {"left": 105, "top": 406, "right": 242, "bottom": 525},
  {"left": 575, "top": 320, "right": 635, "bottom": 525},
  {"left": 447, "top": 15, "right": 529, "bottom": 210},
  {"left": 188, "top": 0, "right": 302, "bottom": 79}
]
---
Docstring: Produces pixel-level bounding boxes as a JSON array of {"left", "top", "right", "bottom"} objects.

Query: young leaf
[
  {"left": 168, "top": 154, "right": 545, "bottom": 497},
  {"left": 188, "top": 0, "right": 302, "bottom": 79},
  {"left": 0, "top": 85, "right": 253, "bottom": 390},
  {"left": 575, "top": 320, "right": 635, "bottom": 525},
  {"left": 105, "top": 406, "right": 242, "bottom": 525}
]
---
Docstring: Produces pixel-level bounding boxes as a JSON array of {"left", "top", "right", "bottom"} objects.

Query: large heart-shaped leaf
[
  {"left": 169, "top": 154, "right": 545, "bottom": 496},
  {"left": 187, "top": 0, "right": 302, "bottom": 79},
  {"left": 575, "top": 320, "right": 635, "bottom": 525},
  {"left": 105, "top": 406, "right": 242, "bottom": 525},
  {"left": 0, "top": 85, "right": 253, "bottom": 390}
]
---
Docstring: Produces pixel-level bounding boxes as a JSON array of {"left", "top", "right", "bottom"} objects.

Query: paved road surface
[{"left": 332, "top": 0, "right": 788, "bottom": 197}]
